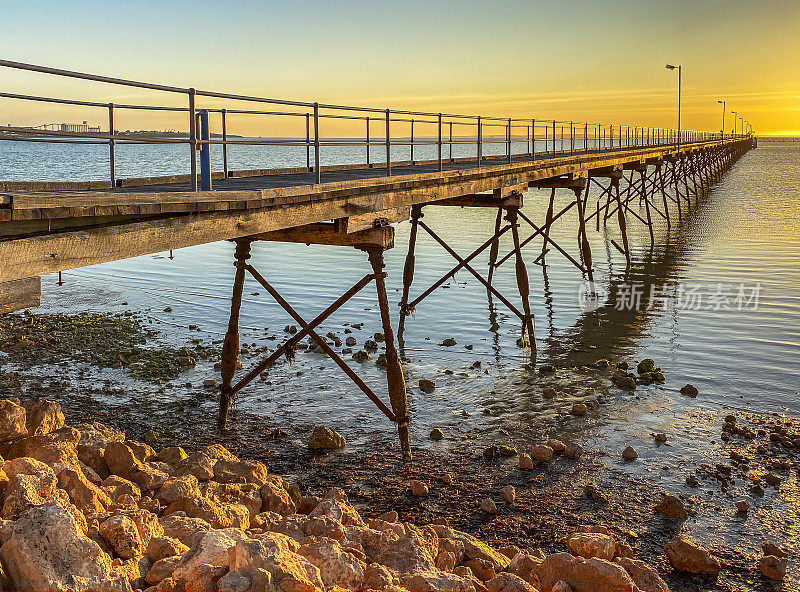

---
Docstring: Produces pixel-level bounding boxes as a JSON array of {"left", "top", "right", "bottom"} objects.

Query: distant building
[{"left": 59, "top": 120, "right": 101, "bottom": 133}]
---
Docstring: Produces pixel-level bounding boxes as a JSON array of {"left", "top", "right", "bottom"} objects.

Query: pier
[{"left": 0, "top": 60, "right": 756, "bottom": 460}]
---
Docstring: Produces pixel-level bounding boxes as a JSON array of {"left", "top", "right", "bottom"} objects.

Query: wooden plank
[
  {"left": 529, "top": 176, "right": 587, "bottom": 189},
  {"left": 249, "top": 223, "right": 394, "bottom": 249},
  {"left": 334, "top": 206, "right": 410, "bottom": 233},
  {"left": 0, "top": 276, "right": 41, "bottom": 314},
  {"left": 433, "top": 194, "right": 522, "bottom": 208}
]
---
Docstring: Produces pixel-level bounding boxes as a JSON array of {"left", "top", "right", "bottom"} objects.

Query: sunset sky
[{"left": 2, "top": 0, "right": 798, "bottom": 136}]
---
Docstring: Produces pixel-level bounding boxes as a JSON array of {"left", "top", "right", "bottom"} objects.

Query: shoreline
[{"left": 0, "top": 310, "right": 796, "bottom": 590}]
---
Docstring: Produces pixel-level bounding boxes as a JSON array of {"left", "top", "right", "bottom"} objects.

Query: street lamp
[
  {"left": 730, "top": 110, "right": 738, "bottom": 135},
  {"left": 665, "top": 64, "right": 681, "bottom": 145},
  {"left": 717, "top": 100, "right": 725, "bottom": 137}
]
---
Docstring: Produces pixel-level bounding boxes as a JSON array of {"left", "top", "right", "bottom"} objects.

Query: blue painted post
[{"left": 198, "top": 109, "right": 212, "bottom": 190}]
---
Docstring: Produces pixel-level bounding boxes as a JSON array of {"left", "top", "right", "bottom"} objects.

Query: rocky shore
[{"left": 0, "top": 397, "right": 791, "bottom": 591}]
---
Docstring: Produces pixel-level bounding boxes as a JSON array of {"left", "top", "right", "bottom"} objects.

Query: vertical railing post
[
  {"left": 552, "top": 120, "right": 556, "bottom": 154},
  {"left": 507, "top": 118, "right": 512, "bottom": 164},
  {"left": 449, "top": 121, "right": 453, "bottom": 161},
  {"left": 107, "top": 102, "right": 115, "bottom": 186},
  {"left": 222, "top": 109, "right": 229, "bottom": 177},
  {"left": 410, "top": 118, "right": 415, "bottom": 164},
  {"left": 531, "top": 118, "right": 536, "bottom": 160},
  {"left": 570, "top": 121, "right": 574, "bottom": 155},
  {"left": 584, "top": 122, "right": 588, "bottom": 153},
  {"left": 366, "top": 117, "right": 371, "bottom": 168},
  {"left": 198, "top": 109, "right": 212, "bottom": 191},
  {"left": 305, "top": 112, "right": 310, "bottom": 171},
  {"left": 597, "top": 124, "right": 601, "bottom": 151},
  {"left": 437, "top": 113, "right": 443, "bottom": 171},
  {"left": 477, "top": 116, "right": 482, "bottom": 165},
  {"left": 385, "top": 109, "right": 391, "bottom": 176},
  {"left": 313, "top": 102, "right": 321, "bottom": 184},
  {"left": 526, "top": 124, "right": 530, "bottom": 156},
  {"left": 188, "top": 88, "right": 197, "bottom": 191}
]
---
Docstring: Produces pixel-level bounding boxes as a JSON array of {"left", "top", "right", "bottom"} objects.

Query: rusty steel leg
[
  {"left": 539, "top": 188, "right": 555, "bottom": 265},
  {"left": 576, "top": 184, "right": 594, "bottom": 283},
  {"left": 506, "top": 202, "right": 536, "bottom": 356},
  {"left": 657, "top": 163, "right": 671, "bottom": 229},
  {"left": 487, "top": 207, "right": 503, "bottom": 286},
  {"left": 219, "top": 239, "right": 252, "bottom": 431},
  {"left": 614, "top": 179, "right": 630, "bottom": 266},
  {"left": 398, "top": 206, "right": 422, "bottom": 337},
  {"left": 367, "top": 247, "right": 412, "bottom": 462},
  {"left": 641, "top": 169, "right": 654, "bottom": 246}
]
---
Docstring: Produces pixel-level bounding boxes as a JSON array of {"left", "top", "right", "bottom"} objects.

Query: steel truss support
[
  {"left": 398, "top": 192, "right": 537, "bottom": 355},
  {"left": 218, "top": 226, "right": 412, "bottom": 462}
]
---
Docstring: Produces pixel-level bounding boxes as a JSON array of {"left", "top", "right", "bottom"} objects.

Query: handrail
[{"left": 0, "top": 59, "right": 750, "bottom": 189}]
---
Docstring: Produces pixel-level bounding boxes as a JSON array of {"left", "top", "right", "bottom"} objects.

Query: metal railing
[{"left": 0, "top": 59, "right": 750, "bottom": 190}]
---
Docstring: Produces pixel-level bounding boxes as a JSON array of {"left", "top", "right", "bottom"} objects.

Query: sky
[{"left": 2, "top": 0, "right": 798, "bottom": 136}]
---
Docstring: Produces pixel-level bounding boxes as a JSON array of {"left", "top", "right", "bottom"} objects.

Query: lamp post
[
  {"left": 730, "top": 111, "right": 738, "bottom": 135},
  {"left": 665, "top": 64, "right": 681, "bottom": 146},
  {"left": 717, "top": 100, "right": 725, "bottom": 137}
]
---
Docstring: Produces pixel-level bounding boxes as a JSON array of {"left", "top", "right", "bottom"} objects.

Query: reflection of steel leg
[
  {"left": 368, "top": 247, "right": 411, "bottom": 462},
  {"left": 219, "top": 239, "right": 251, "bottom": 431},
  {"left": 487, "top": 207, "right": 503, "bottom": 287},
  {"left": 615, "top": 180, "right": 630, "bottom": 266},
  {"left": 398, "top": 206, "right": 421, "bottom": 339},
  {"left": 540, "top": 188, "right": 555, "bottom": 265},
  {"left": 506, "top": 202, "right": 536, "bottom": 356},
  {"left": 576, "top": 184, "right": 594, "bottom": 282},
  {"left": 641, "top": 169, "right": 654, "bottom": 245}
]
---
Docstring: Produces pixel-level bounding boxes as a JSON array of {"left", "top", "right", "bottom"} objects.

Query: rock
[
  {"left": 213, "top": 458, "right": 267, "bottom": 485},
  {"left": 764, "top": 472, "right": 781, "bottom": 486},
  {"left": 551, "top": 580, "right": 572, "bottom": 591},
  {"left": 759, "top": 555, "right": 787, "bottom": 581},
  {"left": 571, "top": 403, "right": 587, "bottom": 416},
  {"left": 309, "top": 488, "right": 366, "bottom": 527},
  {"left": 2, "top": 457, "right": 59, "bottom": 519},
  {"left": 202, "top": 378, "right": 217, "bottom": 388},
  {"left": 570, "top": 557, "right": 637, "bottom": 592},
  {"left": 735, "top": 499, "right": 750, "bottom": 513},
  {"left": 145, "top": 535, "right": 189, "bottom": 563},
  {"left": 637, "top": 359, "right": 656, "bottom": 374},
  {"left": 622, "top": 446, "right": 638, "bottom": 461},
  {"left": 685, "top": 475, "right": 700, "bottom": 487},
  {"left": 157, "top": 474, "right": 201, "bottom": 506},
  {"left": 664, "top": 535, "right": 721, "bottom": 575},
  {"left": 229, "top": 533, "right": 324, "bottom": 591},
  {"left": 480, "top": 498, "right": 498, "bottom": 514},
  {"left": 531, "top": 445, "right": 554, "bottom": 462},
  {"left": 680, "top": 384, "right": 699, "bottom": 397},
  {"left": 104, "top": 441, "right": 145, "bottom": 479},
  {"left": 542, "top": 387, "right": 557, "bottom": 398},
  {"left": 547, "top": 439, "right": 566, "bottom": 453},
  {"left": 656, "top": 493, "right": 688, "bottom": 520},
  {"left": 441, "top": 472, "right": 453, "bottom": 484},
  {"left": 0, "top": 427, "right": 81, "bottom": 473},
  {"left": 261, "top": 477, "right": 297, "bottom": 517},
  {"left": 616, "top": 557, "right": 669, "bottom": 591},
  {"left": 420, "top": 379, "right": 436, "bottom": 392},
  {"left": 483, "top": 444, "right": 517, "bottom": 460},
  {"left": 433, "top": 525, "right": 511, "bottom": 570},
  {"left": 402, "top": 571, "right": 478, "bottom": 591},
  {"left": 762, "top": 541, "right": 785, "bottom": 558},
  {"left": 564, "top": 443, "right": 583, "bottom": 459},
  {"left": 100, "top": 514, "right": 144, "bottom": 559},
  {"left": 298, "top": 536, "right": 366, "bottom": 589},
  {"left": 22, "top": 398, "right": 64, "bottom": 436},
  {"left": 164, "top": 494, "right": 250, "bottom": 530},
  {"left": 308, "top": 425, "right": 346, "bottom": 449},
  {"left": 486, "top": 572, "right": 537, "bottom": 591},
  {"left": 519, "top": 453, "right": 534, "bottom": 470},
  {"left": 374, "top": 526, "right": 438, "bottom": 574},
  {"left": 0, "top": 399, "right": 27, "bottom": 442},
  {"left": 612, "top": 372, "right": 637, "bottom": 390},
  {"left": 173, "top": 452, "right": 215, "bottom": 481},
  {"left": 57, "top": 466, "right": 111, "bottom": 515},
  {"left": 441, "top": 338, "right": 458, "bottom": 347},
  {"left": 0, "top": 502, "right": 129, "bottom": 590},
  {"left": 103, "top": 475, "right": 142, "bottom": 500},
  {"left": 409, "top": 480, "right": 429, "bottom": 497},
  {"left": 159, "top": 514, "right": 211, "bottom": 542},
  {"left": 654, "top": 433, "right": 667, "bottom": 442},
  {"left": 430, "top": 427, "right": 445, "bottom": 440},
  {"left": 145, "top": 555, "right": 183, "bottom": 586},
  {"left": 353, "top": 350, "right": 370, "bottom": 362},
  {"left": 507, "top": 552, "right": 542, "bottom": 584},
  {"left": 567, "top": 532, "right": 616, "bottom": 560},
  {"left": 217, "top": 568, "right": 251, "bottom": 592},
  {"left": 157, "top": 447, "right": 188, "bottom": 467},
  {"left": 172, "top": 528, "right": 247, "bottom": 590},
  {"left": 500, "top": 485, "right": 515, "bottom": 504}
]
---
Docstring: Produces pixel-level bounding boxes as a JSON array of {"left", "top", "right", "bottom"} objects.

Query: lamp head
[
  {"left": 717, "top": 100, "right": 724, "bottom": 104},
  {"left": 665, "top": 64, "right": 677, "bottom": 70}
]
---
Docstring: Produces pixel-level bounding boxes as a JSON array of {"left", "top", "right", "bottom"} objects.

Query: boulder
[
  {"left": 564, "top": 443, "right": 584, "bottom": 459},
  {"left": 164, "top": 494, "right": 250, "bottom": 530},
  {"left": 656, "top": 493, "right": 688, "bottom": 520},
  {"left": 762, "top": 541, "right": 785, "bottom": 558},
  {"left": 486, "top": 572, "right": 537, "bottom": 591},
  {"left": 531, "top": 445, "right": 554, "bottom": 462},
  {"left": 173, "top": 452, "right": 215, "bottom": 481},
  {"left": 374, "top": 526, "right": 438, "bottom": 574},
  {"left": 261, "top": 478, "right": 297, "bottom": 516},
  {"left": 22, "top": 398, "right": 64, "bottom": 436},
  {"left": 507, "top": 552, "right": 542, "bottom": 584},
  {"left": 622, "top": 446, "right": 638, "bottom": 461},
  {"left": 0, "top": 400, "right": 27, "bottom": 442},
  {"left": 298, "top": 536, "right": 366, "bottom": 589},
  {"left": 309, "top": 488, "right": 365, "bottom": 527},
  {"left": 156, "top": 474, "right": 201, "bottom": 506},
  {"left": 104, "top": 441, "right": 145, "bottom": 479},
  {"left": 759, "top": 555, "right": 787, "bottom": 581},
  {"left": 103, "top": 475, "right": 142, "bottom": 500},
  {"left": 159, "top": 514, "right": 212, "bottom": 542},
  {"left": 409, "top": 480, "right": 429, "bottom": 497},
  {"left": 2, "top": 457, "right": 58, "bottom": 519},
  {"left": 157, "top": 446, "right": 188, "bottom": 467},
  {"left": 680, "top": 384, "right": 699, "bottom": 397},
  {"left": 433, "top": 526, "right": 511, "bottom": 570},
  {"left": 616, "top": 557, "right": 669, "bottom": 592},
  {"left": 114, "top": 555, "right": 151, "bottom": 590},
  {"left": 171, "top": 528, "right": 247, "bottom": 589},
  {"left": 74, "top": 422, "right": 126, "bottom": 450},
  {"left": 146, "top": 536, "right": 189, "bottom": 563},
  {"left": 547, "top": 439, "right": 566, "bottom": 453},
  {"left": 200, "top": 444, "right": 238, "bottom": 462},
  {"left": 99, "top": 514, "right": 144, "bottom": 560},
  {"left": 402, "top": 571, "right": 478, "bottom": 591},
  {"left": 57, "top": 466, "right": 111, "bottom": 515},
  {"left": 567, "top": 532, "right": 616, "bottom": 560},
  {"left": 570, "top": 557, "right": 637, "bottom": 591},
  {"left": 205, "top": 481, "right": 262, "bottom": 519},
  {"left": 213, "top": 458, "right": 268, "bottom": 485},
  {"left": 145, "top": 556, "right": 183, "bottom": 586},
  {"left": 362, "top": 563, "right": 403, "bottom": 591},
  {"left": 481, "top": 498, "right": 498, "bottom": 514},
  {"left": 501, "top": 485, "right": 515, "bottom": 504},
  {"left": 519, "top": 453, "right": 534, "bottom": 470},
  {"left": 308, "top": 425, "right": 346, "bottom": 449},
  {"left": 0, "top": 427, "right": 81, "bottom": 472},
  {"left": 229, "top": 533, "right": 324, "bottom": 591},
  {"left": 664, "top": 535, "right": 721, "bottom": 575},
  {"left": 217, "top": 568, "right": 252, "bottom": 592},
  {"left": 0, "top": 502, "right": 130, "bottom": 591}
]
